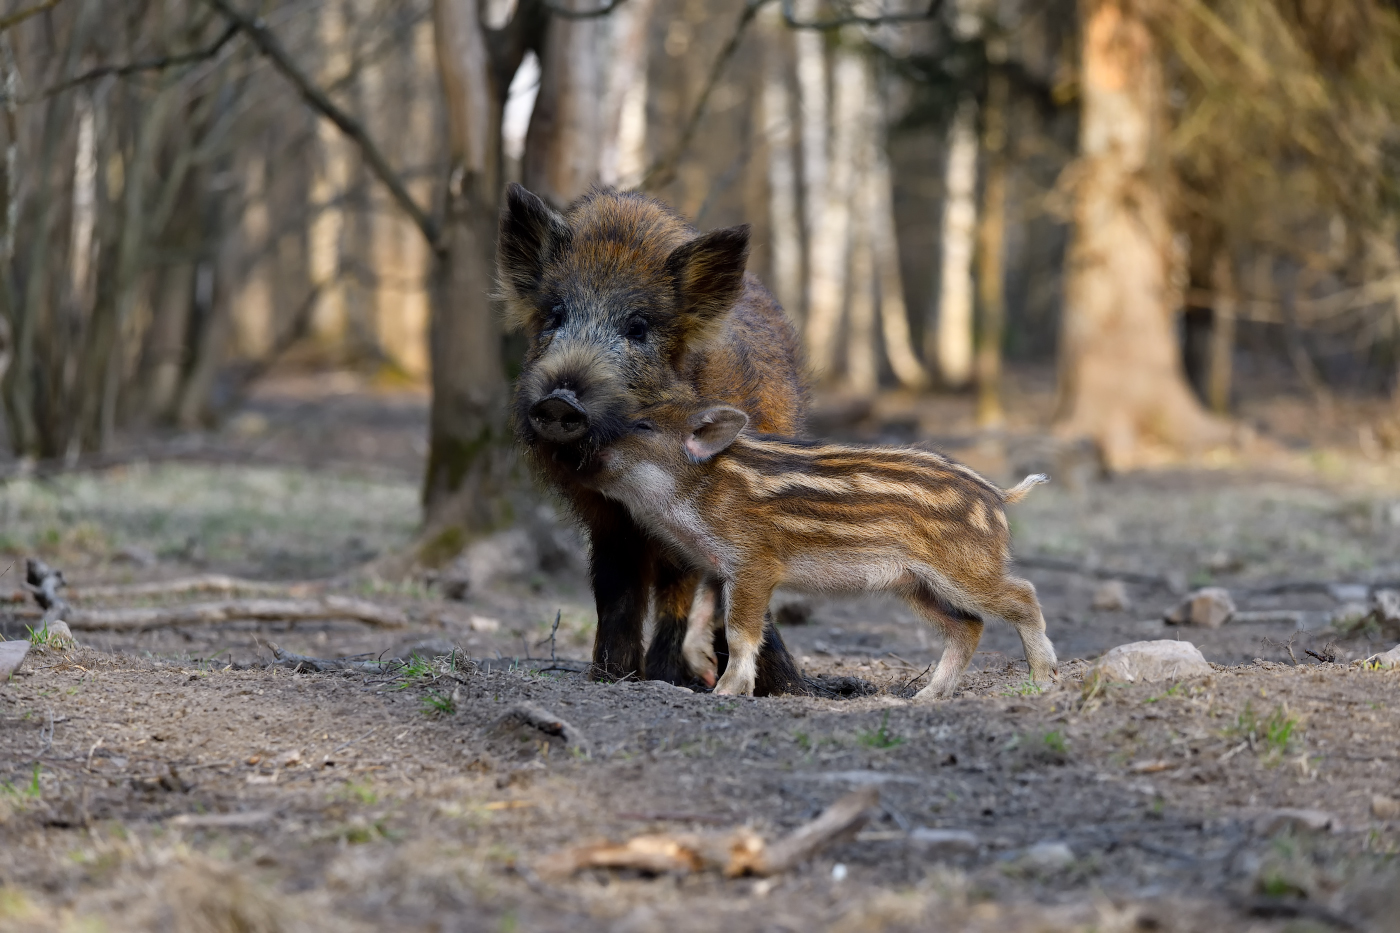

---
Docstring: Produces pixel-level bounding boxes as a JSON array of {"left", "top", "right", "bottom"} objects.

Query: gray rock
[
  {"left": 44, "top": 620, "right": 76, "bottom": 648},
  {"left": 1254, "top": 808, "right": 1333, "bottom": 835},
  {"left": 1092, "top": 580, "right": 1132, "bottom": 612},
  {"left": 482, "top": 703, "right": 591, "bottom": 760},
  {"left": 1022, "top": 841, "right": 1076, "bottom": 870},
  {"left": 1089, "top": 640, "right": 1213, "bottom": 685},
  {"left": 1164, "top": 587, "right": 1236, "bottom": 628},
  {"left": 1372, "top": 589, "right": 1400, "bottom": 625},
  {"left": 1362, "top": 644, "right": 1400, "bottom": 669},
  {"left": 0, "top": 641, "right": 30, "bottom": 681},
  {"left": 909, "top": 828, "right": 979, "bottom": 854}
]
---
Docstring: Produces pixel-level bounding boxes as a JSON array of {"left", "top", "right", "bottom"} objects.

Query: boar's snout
[{"left": 529, "top": 389, "right": 590, "bottom": 443}]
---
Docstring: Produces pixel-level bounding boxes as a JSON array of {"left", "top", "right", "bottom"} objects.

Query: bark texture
[{"left": 1056, "top": 0, "right": 1229, "bottom": 470}]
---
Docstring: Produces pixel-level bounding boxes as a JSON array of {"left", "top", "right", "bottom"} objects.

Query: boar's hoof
[{"left": 530, "top": 389, "right": 589, "bottom": 443}]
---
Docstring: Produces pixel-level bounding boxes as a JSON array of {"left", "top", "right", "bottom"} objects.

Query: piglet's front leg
[{"left": 713, "top": 577, "right": 775, "bottom": 697}]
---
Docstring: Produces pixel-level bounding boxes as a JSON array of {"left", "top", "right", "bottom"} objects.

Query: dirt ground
[{"left": 2, "top": 372, "right": 1399, "bottom": 933}]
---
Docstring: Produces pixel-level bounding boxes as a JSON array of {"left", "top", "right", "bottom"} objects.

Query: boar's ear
[
  {"left": 684, "top": 406, "right": 748, "bottom": 462},
  {"left": 666, "top": 225, "right": 750, "bottom": 344},
  {"left": 498, "top": 183, "right": 571, "bottom": 324}
]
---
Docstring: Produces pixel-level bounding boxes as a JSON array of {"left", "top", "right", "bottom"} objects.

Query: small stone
[
  {"left": 1022, "top": 841, "right": 1075, "bottom": 870},
  {"left": 909, "top": 828, "right": 979, "bottom": 854},
  {"left": 1372, "top": 795, "right": 1400, "bottom": 820},
  {"left": 1363, "top": 644, "right": 1400, "bottom": 669},
  {"left": 469, "top": 615, "right": 501, "bottom": 634},
  {"left": 1206, "top": 550, "right": 1242, "bottom": 573},
  {"left": 1372, "top": 589, "right": 1400, "bottom": 625},
  {"left": 0, "top": 641, "right": 30, "bottom": 681},
  {"left": 1164, "top": 587, "right": 1236, "bottom": 628},
  {"left": 44, "top": 620, "right": 76, "bottom": 648},
  {"left": 1092, "top": 580, "right": 1132, "bottom": 612},
  {"left": 1088, "top": 640, "right": 1213, "bottom": 685},
  {"left": 1254, "top": 808, "right": 1333, "bottom": 835}
]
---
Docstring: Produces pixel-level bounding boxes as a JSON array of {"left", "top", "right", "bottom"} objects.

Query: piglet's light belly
[{"left": 781, "top": 553, "right": 911, "bottom": 593}]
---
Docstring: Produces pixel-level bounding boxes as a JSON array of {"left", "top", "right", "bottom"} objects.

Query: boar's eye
[
  {"left": 633, "top": 419, "right": 656, "bottom": 434},
  {"left": 624, "top": 316, "right": 649, "bottom": 342},
  {"left": 543, "top": 304, "right": 564, "bottom": 331}
]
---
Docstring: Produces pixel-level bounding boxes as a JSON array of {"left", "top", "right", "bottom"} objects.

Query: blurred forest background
[{"left": 3, "top": 0, "right": 1400, "bottom": 548}]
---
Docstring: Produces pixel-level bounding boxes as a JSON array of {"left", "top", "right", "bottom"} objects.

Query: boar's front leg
[
  {"left": 587, "top": 504, "right": 654, "bottom": 681},
  {"left": 644, "top": 559, "right": 706, "bottom": 686}
]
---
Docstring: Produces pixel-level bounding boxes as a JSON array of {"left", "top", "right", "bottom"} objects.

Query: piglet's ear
[
  {"left": 684, "top": 407, "right": 748, "bottom": 462},
  {"left": 666, "top": 225, "right": 750, "bottom": 345},
  {"left": 497, "top": 183, "right": 571, "bottom": 301}
]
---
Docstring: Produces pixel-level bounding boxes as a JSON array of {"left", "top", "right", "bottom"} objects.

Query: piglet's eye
[
  {"left": 633, "top": 420, "right": 656, "bottom": 433},
  {"left": 624, "top": 317, "right": 649, "bottom": 342}
]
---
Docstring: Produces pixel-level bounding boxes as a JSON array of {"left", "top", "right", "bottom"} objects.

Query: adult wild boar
[{"left": 500, "top": 183, "right": 806, "bottom": 692}]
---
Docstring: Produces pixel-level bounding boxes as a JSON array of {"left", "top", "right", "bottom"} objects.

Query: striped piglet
[{"left": 579, "top": 401, "right": 1059, "bottom": 699}]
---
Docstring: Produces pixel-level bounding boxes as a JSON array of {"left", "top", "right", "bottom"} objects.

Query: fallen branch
[
  {"left": 69, "top": 574, "right": 324, "bottom": 601},
  {"left": 267, "top": 643, "right": 401, "bottom": 674},
  {"left": 536, "top": 786, "right": 877, "bottom": 879},
  {"left": 61, "top": 596, "right": 408, "bottom": 631}
]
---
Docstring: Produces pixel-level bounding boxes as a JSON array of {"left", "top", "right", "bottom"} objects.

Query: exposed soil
[{"left": 2, "top": 373, "right": 1399, "bottom": 932}]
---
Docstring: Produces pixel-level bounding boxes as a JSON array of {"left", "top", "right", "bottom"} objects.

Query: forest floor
[{"left": 1, "top": 370, "right": 1399, "bottom": 933}]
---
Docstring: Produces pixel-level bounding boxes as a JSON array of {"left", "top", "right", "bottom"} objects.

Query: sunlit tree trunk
[
  {"left": 975, "top": 66, "right": 1008, "bottom": 428},
  {"left": 308, "top": 0, "right": 353, "bottom": 359},
  {"left": 932, "top": 97, "right": 977, "bottom": 389},
  {"left": 600, "top": 0, "right": 654, "bottom": 190},
  {"left": 793, "top": 0, "right": 826, "bottom": 336},
  {"left": 1055, "top": 0, "right": 1229, "bottom": 469},
  {"left": 524, "top": 0, "right": 603, "bottom": 205},
  {"left": 870, "top": 83, "right": 927, "bottom": 392},
  {"left": 761, "top": 6, "right": 802, "bottom": 318},
  {"left": 806, "top": 38, "right": 861, "bottom": 382}
]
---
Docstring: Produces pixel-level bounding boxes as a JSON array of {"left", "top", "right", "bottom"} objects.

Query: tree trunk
[
  {"left": 933, "top": 97, "right": 977, "bottom": 390},
  {"left": 760, "top": 6, "right": 802, "bottom": 318},
  {"left": 792, "top": 0, "right": 825, "bottom": 335},
  {"left": 1207, "top": 251, "right": 1236, "bottom": 415},
  {"left": 870, "top": 81, "right": 927, "bottom": 392},
  {"left": 523, "top": 0, "right": 603, "bottom": 205},
  {"left": 806, "top": 39, "right": 860, "bottom": 382},
  {"left": 1055, "top": 0, "right": 1229, "bottom": 470},
  {"left": 975, "top": 68, "right": 1008, "bottom": 428},
  {"left": 420, "top": 0, "right": 535, "bottom": 548},
  {"left": 600, "top": 0, "right": 655, "bottom": 190}
]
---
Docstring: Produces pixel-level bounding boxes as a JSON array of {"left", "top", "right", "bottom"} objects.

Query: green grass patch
[{"left": 858, "top": 711, "right": 905, "bottom": 749}]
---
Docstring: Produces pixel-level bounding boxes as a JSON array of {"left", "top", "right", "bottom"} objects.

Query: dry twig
[{"left": 535, "top": 786, "right": 878, "bottom": 879}]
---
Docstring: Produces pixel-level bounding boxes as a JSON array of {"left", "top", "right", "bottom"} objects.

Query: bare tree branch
[
  {"left": 0, "top": 0, "right": 65, "bottom": 34},
  {"left": 642, "top": 0, "right": 772, "bottom": 191},
  {"left": 780, "top": 0, "right": 943, "bottom": 29},
  {"left": 541, "top": 0, "right": 630, "bottom": 18},
  {"left": 37, "top": 23, "right": 238, "bottom": 99},
  {"left": 201, "top": 0, "right": 442, "bottom": 251}
]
